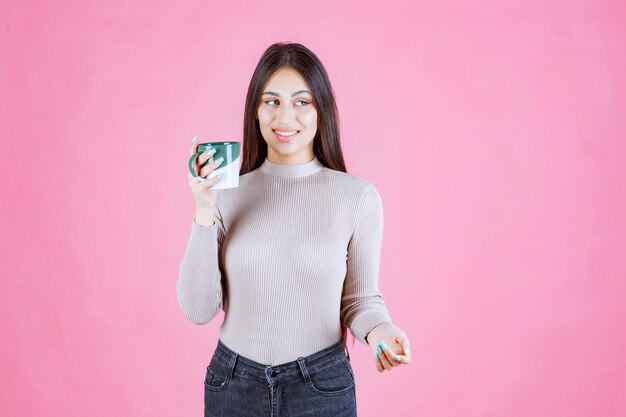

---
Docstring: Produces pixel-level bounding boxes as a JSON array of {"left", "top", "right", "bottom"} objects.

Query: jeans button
[{"left": 271, "top": 370, "right": 278, "bottom": 377}]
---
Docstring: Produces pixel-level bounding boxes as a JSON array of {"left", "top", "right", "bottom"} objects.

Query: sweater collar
[{"left": 260, "top": 155, "right": 324, "bottom": 178}]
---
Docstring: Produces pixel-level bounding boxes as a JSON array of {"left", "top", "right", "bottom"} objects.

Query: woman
[{"left": 178, "top": 42, "right": 412, "bottom": 416}]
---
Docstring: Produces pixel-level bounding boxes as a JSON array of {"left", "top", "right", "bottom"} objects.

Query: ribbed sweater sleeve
[
  {"left": 176, "top": 208, "right": 226, "bottom": 325},
  {"left": 341, "top": 183, "right": 392, "bottom": 344}
]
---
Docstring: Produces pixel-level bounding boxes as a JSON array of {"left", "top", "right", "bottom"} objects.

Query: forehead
[{"left": 263, "top": 68, "right": 311, "bottom": 94}]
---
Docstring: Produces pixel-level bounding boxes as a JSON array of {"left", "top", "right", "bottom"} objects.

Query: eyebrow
[{"left": 262, "top": 90, "right": 312, "bottom": 97}]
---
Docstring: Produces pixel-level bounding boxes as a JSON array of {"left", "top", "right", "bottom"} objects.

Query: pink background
[{"left": 1, "top": 0, "right": 625, "bottom": 416}]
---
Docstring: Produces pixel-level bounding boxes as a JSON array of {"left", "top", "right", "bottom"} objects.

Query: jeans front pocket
[
  {"left": 305, "top": 357, "right": 355, "bottom": 397},
  {"left": 204, "top": 358, "right": 232, "bottom": 392}
]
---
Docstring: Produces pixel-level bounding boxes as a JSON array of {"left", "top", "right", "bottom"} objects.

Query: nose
[{"left": 277, "top": 103, "right": 297, "bottom": 124}]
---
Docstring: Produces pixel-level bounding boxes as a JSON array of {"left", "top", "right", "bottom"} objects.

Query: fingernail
[
  {"left": 380, "top": 341, "right": 388, "bottom": 351},
  {"left": 376, "top": 345, "right": 382, "bottom": 355},
  {"left": 404, "top": 347, "right": 410, "bottom": 354},
  {"left": 374, "top": 352, "right": 379, "bottom": 361},
  {"left": 394, "top": 355, "right": 401, "bottom": 361},
  {"left": 214, "top": 157, "right": 224, "bottom": 166},
  {"left": 192, "top": 136, "right": 197, "bottom": 143}
]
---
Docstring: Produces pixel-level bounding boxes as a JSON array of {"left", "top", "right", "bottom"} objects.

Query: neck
[{"left": 260, "top": 155, "right": 324, "bottom": 178}]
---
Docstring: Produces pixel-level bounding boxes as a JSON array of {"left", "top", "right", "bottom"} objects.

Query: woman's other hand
[{"left": 366, "top": 322, "right": 411, "bottom": 372}]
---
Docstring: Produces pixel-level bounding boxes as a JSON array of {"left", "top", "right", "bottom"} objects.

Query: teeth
[{"left": 276, "top": 130, "right": 297, "bottom": 136}]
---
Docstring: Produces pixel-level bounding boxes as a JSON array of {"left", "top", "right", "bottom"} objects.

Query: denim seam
[
  {"left": 204, "top": 353, "right": 238, "bottom": 392},
  {"left": 307, "top": 357, "right": 347, "bottom": 374}
]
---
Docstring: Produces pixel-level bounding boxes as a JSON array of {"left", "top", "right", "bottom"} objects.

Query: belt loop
[
  {"left": 227, "top": 352, "right": 238, "bottom": 379},
  {"left": 296, "top": 357, "right": 311, "bottom": 384}
]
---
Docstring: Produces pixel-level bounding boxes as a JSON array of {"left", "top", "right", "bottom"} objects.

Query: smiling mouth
[{"left": 274, "top": 130, "right": 299, "bottom": 141}]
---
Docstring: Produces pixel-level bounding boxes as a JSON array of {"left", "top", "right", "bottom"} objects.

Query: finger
[
  {"left": 394, "top": 347, "right": 411, "bottom": 365},
  {"left": 188, "top": 171, "right": 205, "bottom": 181},
  {"left": 189, "top": 137, "right": 216, "bottom": 169},
  {"left": 395, "top": 337, "right": 411, "bottom": 363},
  {"left": 200, "top": 156, "right": 223, "bottom": 178},
  {"left": 379, "top": 341, "right": 402, "bottom": 367},
  {"left": 189, "top": 136, "right": 199, "bottom": 157},
  {"left": 373, "top": 351, "right": 384, "bottom": 373},
  {"left": 188, "top": 171, "right": 215, "bottom": 188},
  {"left": 377, "top": 343, "right": 393, "bottom": 370},
  {"left": 397, "top": 354, "right": 411, "bottom": 365},
  {"left": 402, "top": 340, "right": 411, "bottom": 356},
  {"left": 193, "top": 172, "right": 222, "bottom": 190},
  {"left": 190, "top": 168, "right": 208, "bottom": 181},
  {"left": 188, "top": 169, "right": 204, "bottom": 182},
  {"left": 201, "top": 174, "right": 222, "bottom": 188},
  {"left": 188, "top": 155, "right": 216, "bottom": 183},
  {"left": 388, "top": 345, "right": 410, "bottom": 365},
  {"left": 394, "top": 333, "right": 409, "bottom": 351},
  {"left": 389, "top": 334, "right": 411, "bottom": 363},
  {"left": 196, "top": 149, "right": 218, "bottom": 174}
]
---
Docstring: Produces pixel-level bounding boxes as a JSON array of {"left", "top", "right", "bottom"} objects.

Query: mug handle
[{"left": 188, "top": 151, "right": 214, "bottom": 179}]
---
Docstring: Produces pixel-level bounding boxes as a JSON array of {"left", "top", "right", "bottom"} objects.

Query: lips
[{"left": 274, "top": 130, "right": 299, "bottom": 141}]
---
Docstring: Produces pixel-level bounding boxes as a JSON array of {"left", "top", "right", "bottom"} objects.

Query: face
[{"left": 257, "top": 67, "right": 318, "bottom": 164}]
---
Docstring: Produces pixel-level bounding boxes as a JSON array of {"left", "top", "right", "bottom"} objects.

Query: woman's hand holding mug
[
  {"left": 187, "top": 137, "right": 241, "bottom": 226},
  {"left": 187, "top": 136, "right": 223, "bottom": 225}
]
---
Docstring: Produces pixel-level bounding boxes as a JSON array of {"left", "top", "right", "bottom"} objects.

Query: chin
[{"left": 269, "top": 146, "right": 300, "bottom": 156}]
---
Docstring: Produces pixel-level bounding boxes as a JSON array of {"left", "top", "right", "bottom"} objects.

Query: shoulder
[
  {"left": 320, "top": 167, "right": 382, "bottom": 202},
  {"left": 321, "top": 169, "right": 384, "bottom": 233}
]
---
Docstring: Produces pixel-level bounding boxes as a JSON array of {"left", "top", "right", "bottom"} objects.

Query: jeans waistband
[{"left": 212, "top": 339, "right": 349, "bottom": 384}]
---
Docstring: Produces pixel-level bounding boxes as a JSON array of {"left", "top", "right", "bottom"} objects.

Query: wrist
[
  {"left": 194, "top": 206, "right": 216, "bottom": 227},
  {"left": 366, "top": 322, "right": 391, "bottom": 344}
]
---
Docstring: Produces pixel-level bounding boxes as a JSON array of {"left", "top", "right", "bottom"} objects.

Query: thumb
[{"left": 395, "top": 334, "right": 410, "bottom": 354}]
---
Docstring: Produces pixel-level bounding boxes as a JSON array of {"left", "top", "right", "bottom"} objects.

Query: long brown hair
[{"left": 239, "top": 42, "right": 353, "bottom": 352}]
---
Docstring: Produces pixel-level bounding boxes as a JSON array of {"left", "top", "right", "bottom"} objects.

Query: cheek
[
  {"left": 300, "top": 109, "right": 318, "bottom": 128},
  {"left": 257, "top": 110, "right": 273, "bottom": 127}
]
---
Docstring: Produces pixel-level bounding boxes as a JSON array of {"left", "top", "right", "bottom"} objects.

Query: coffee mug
[{"left": 188, "top": 141, "right": 241, "bottom": 189}]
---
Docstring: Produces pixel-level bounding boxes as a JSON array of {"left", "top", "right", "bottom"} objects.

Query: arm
[
  {"left": 176, "top": 205, "right": 227, "bottom": 325},
  {"left": 340, "top": 183, "right": 393, "bottom": 344}
]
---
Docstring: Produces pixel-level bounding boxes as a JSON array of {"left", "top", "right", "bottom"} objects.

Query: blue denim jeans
[{"left": 204, "top": 338, "right": 357, "bottom": 416}]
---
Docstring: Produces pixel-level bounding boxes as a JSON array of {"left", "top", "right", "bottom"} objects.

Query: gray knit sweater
[{"left": 177, "top": 155, "right": 392, "bottom": 366}]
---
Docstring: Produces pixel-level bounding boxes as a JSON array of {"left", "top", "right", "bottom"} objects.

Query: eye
[{"left": 263, "top": 99, "right": 311, "bottom": 107}]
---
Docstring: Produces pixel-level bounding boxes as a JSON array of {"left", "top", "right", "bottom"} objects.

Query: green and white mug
[{"left": 188, "top": 141, "right": 241, "bottom": 189}]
